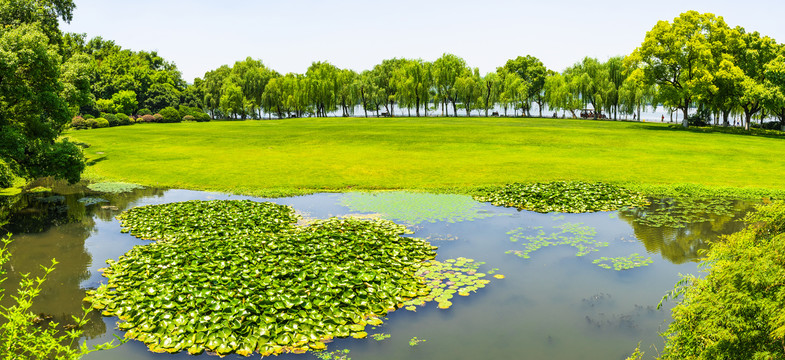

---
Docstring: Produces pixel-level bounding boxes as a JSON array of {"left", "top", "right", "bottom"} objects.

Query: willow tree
[
  {"left": 479, "top": 72, "right": 501, "bottom": 117},
  {"left": 732, "top": 30, "right": 781, "bottom": 130},
  {"left": 629, "top": 11, "right": 729, "bottom": 127},
  {"left": 393, "top": 59, "right": 431, "bottom": 117},
  {"left": 765, "top": 54, "right": 785, "bottom": 130},
  {"left": 306, "top": 61, "right": 339, "bottom": 117},
  {"left": 432, "top": 53, "right": 466, "bottom": 116},
  {"left": 544, "top": 72, "right": 581, "bottom": 118},
  {"left": 454, "top": 67, "right": 481, "bottom": 116}
]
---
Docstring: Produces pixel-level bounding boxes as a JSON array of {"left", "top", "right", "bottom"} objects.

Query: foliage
[
  {"left": 136, "top": 108, "right": 152, "bottom": 116},
  {"left": 101, "top": 113, "right": 118, "bottom": 126},
  {"left": 341, "top": 191, "right": 496, "bottom": 224},
  {"left": 86, "top": 181, "right": 143, "bottom": 194},
  {"left": 139, "top": 114, "right": 154, "bottom": 123},
  {"left": 506, "top": 223, "right": 608, "bottom": 259},
  {"left": 90, "top": 200, "right": 440, "bottom": 356},
  {"left": 93, "top": 117, "right": 108, "bottom": 128},
  {"left": 25, "top": 139, "right": 85, "bottom": 183},
  {"left": 77, "top": 196, "right": 108, "bottom": 206},
  {"left": 0, "top": 159, "right": 13, "bottom": 188},
  {"left": 158, "top": 106, "right": 181, "bottom": 123},
  {"left": 314, "top": 349, "right": 351, "bottom": 360},
  {"left": 114, "top": 112, "right": 131, "bottom": 125},
  {"left": 0, "top": 233, "right": 123, "bottom": 359},
  {"left": 658, "top": 201, "right": 785, "bottom": 359},
  {"left": 70, "top": 115, "right": 87, "bottom": 129},
  {"left": 474, "top": 181, "right": 648, "bottom": 213},
  {"left": 592, "top": 253, "right": 653, "bottom": 271},
  {"left": 401, "top": 257, "right": 500, "bottom": 311}
]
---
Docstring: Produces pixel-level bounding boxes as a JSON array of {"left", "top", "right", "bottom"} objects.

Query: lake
[{"left": 0, "top": 180, "right": 753, "bottom": 360}]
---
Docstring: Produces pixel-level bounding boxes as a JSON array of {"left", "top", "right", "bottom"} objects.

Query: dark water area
[{"left": 0, "top": 180, "right": 755, "bottom": 360}]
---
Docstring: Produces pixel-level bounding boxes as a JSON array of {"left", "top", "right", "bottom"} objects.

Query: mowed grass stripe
[{"left": 66, "top": 117, "right": 785, "bottom": 196}]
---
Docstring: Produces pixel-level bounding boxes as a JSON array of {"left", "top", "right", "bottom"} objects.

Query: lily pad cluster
[
  {"left": 473, "top": 181, "right": 648, "bottom": 213},
  {"left": 401, "top": 257, "right": 500, "bottom": 311},
  {"left": 506, "top": 223, "right": 608, "bottom": 259},
  {"left": 87, "top": 182, "right": 144, "bottom": 194},
  {"left": 77, "top": 197, "right": 108, "bottom": 206},
  {"left": 341, "top": 192, "right": 496, "bottom": 224},
  {"left": 592, "top": 254, "right": 653, "bottom": 271},
  {"left": 619, "top": 197, "right": 737, "bottom": 228},
  {"left": 88, "top": 200, "right": 440, "bottom": 356}
]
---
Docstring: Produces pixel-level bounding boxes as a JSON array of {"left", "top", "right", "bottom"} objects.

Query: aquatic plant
[
  {"left": 401, "top": 257, "right": 500, "bottom": 311},
  {"left": 78, "top": 197, "right": 109, "bottom": 206},
  {"left": 506, "top": 223, "right": 608, "bottom": 259},
  {"left": 87, "top": 182, "right": 144, "bottom": 194},
  {"left": 314, "top": 349, "right": 351, "bottom": 360},
  {"left": 474, "top": 181, "right": 648, "bottom": 213},
  {"left": 341, "top": 191, "right": 496, "bottom": 224},
  {"left": 592, "top": 254, "right": 653, "bottom": 271},
  {"left": 408, "top": 336, "right": 426, "bottom": 346},
  {"left": 90, "top": 200, "right": 444, "bottom": 356},
  {"left": 371, "top": 333, "right": 391, "bottom": 341}
]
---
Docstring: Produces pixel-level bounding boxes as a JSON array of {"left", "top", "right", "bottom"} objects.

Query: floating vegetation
[
  {"left": 87, "top": 182, "right": 144, "bottom": 194},
  {"left": 592, "top": 254, "right": 653, "bottom": 271},
  {"left": 408, "top": 337, "right": 426, "bottom": 346},
  {"left": 89, "top": 200, "right": 503, "bottom": 357},
  {"left": 36, "top": 195, "right": 65, "bottom": 203},
  {"left": 117, "top": 200, "right": 299, "bottom": 241},
  {"left": 314, "top": 349, "right": 351, "bottom": 360},
  {"left": 619, "top": 197, "right": 738, "bottom": 228},
  {"left": 401, "top": 257, "right": 500, "bottom": 311},
  {"left": 371, "top": 333, "right": 391, "bottom": 341},
  {"left": 506, "top": 223, "right": 608, "bottom": 259},
  {"left": 77, "top": 197, "right": 108, "bottom": 206},
  {"left": 423, "top": 233, "right": 459, "bottom": 242},
  {"left": 473, "top": 181, "right": 648, "bottom": 213},
  {"left": 341, "top": 191, "right": 496, "bottom": 224}
]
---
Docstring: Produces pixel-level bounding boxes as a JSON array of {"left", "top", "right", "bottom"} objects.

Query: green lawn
[{"left": 65, "top": 117, "right": 785, "bottom": 197}]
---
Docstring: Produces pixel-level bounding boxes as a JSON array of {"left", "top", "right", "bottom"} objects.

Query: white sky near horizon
[{"left": 60, "top": 0, "right": 785, "bottom": 83}]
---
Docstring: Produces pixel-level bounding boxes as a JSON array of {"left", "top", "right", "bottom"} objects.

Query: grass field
[{"left": 65, "top": 117, "right": 785, "bottom": 197}]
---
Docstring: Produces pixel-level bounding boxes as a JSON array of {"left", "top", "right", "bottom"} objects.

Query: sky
[{"left": 60, "top": 0, "right": 785, "bottom": 83}]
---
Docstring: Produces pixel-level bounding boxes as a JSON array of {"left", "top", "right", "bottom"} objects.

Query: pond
[{"left": 0, "top": 180, "right": 754, "bottom": 360}]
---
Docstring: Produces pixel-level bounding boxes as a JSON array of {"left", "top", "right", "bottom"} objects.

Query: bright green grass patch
[{"left": 65, "top": 118, "right": 785, "bottom": 197}]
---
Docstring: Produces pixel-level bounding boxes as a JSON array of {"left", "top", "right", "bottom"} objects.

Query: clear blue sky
[{"left": 61, "top": 0, "right": 785, "bottom": 83}]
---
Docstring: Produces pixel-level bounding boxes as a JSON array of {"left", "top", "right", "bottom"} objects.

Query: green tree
[
  {"left": 336, "top": 69, "right": 359, "bottom": 117},
  {"left": 479, "top": 72, "right": 501, "bottom": 117},
  {"left": 143, "top": 82, "right": 180, "bottom": 113},
  {"left": 628, "top": 11, "right": 729, "bottom": 127},
  {"left": 219, "top": 81, "right": 245, "bottom": 119},
  {"left": 454, "top": 67, "right": 481, "bottom": 116},
  {"left": 733, "top": 30, "right": 780, "bottom": 130},
  {"left": 432, "top": 53, "right": 466, "bottom": 116},
  {"left": 545, "top": 72, "right": 582, "bottom": 118},
  {"left": 502, "top": 55, "right": 547, "bottom": 117},
  {"left": 110, "top": 90, "right": 137, "bottom": 115},
  {"left": 306, "top": 61, "right": 339, "bottom": 117},
  {"left": 59, "top": 52, "right": 94, "bottom": 116}
]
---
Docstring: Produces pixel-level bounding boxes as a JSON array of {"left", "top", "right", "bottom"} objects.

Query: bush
[
  {"left": 0, "top": 159, "right": 13, "bottom": 188},
  {"left": 86, "top": 118, "right": 98, "bottom": 128},
  {"left": 159, "top": 106, "right": 181, "bottom": 123},
  {"left": 101, "top": 113, "right": 119, "bottom": 127},
  {"left": 115, "top": 113, "right": 131, "bottom": 125},
  {"left": 182, "top": 115, "right": 195, "bottom": 122},
  {"left": 141, "top": 114, "right": 154, "bottom": 123},
  {"left": 152, "top": 113, "right": 164, "bottom": 123},
  {"left": 83, "top": 114, "right": 95, "bottom": 120},
  {"left": 194, "top": 112, "right": 211, "bottom": 122},
  {"left": 137, "top": 108, "right": 152, "bottom": 116},
  {"left": 94, "top": 118, "right": 109, "bottom": 128},
  {"left": 70, "top": 116, "right": 87, "bottom": 130}
]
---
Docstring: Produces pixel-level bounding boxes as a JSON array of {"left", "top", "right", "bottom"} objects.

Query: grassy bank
[{"left": 65, "top": 117, "right": 785, "bottom": 197}]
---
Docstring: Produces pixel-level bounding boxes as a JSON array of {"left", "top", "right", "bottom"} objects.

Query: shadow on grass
[
  {"left": 86, "top": 156, "right": 107, "bottom": 166},
  {"left": 632, "top": 123, "right": 785, "bottom": 140}
]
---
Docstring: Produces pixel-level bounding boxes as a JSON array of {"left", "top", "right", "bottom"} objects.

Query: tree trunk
[
  {"left": 722, "top": 110, "right": 730, "bottom": 126},
  {"left": 415, "top": 97, "right": 420, "bottom": 117},
  {"left": 745, "top": 112, "right": 752, "bottom": 131},
  {"left": 681, "top": 107, "right": 689, "bottom": 128},
  {"left": 452, "top": 100, "right": 457, "bottom": 117}
]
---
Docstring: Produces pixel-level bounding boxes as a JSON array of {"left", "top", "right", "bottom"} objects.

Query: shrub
[
  {"left": 159, "top": 106, "right": 181, "bottom": 123},
  {"left": 94, "top": 118, "right": 109, "bottom": 128},
  {"left": 83, "top": 114, "right": 95, "bottom": 120},
  {"left": 102, "top": 113, "right": 119, "bottom": 127},
  {"left": 182, "top": 115, "right": 195, "bottom": 122},
  {"left": 70, "top": 116, "right": 87, "bottom": 130},
  {"left": 137, "top": 108, "right": 152, "bottom": 116},
  {"left": 194, "top": 112, "right": 211, "bottom": 122},
  {"left": 152, "top": 113, "right": 164, "bottom": 123},
  {"left": 86, "top": 118, "right": 98, "bottom": 128},
  {"left": 141, "top": 114, "right": 155, "bottom": 123},
  {"left": 0, "top": 159, "right": 13, "bottom": 188},
  {"left": 116, "top": 113, "right": 131, "bottom": 125}
]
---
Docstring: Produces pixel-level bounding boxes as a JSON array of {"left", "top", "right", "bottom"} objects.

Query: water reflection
[
  {"left": 618, "top": 198, "right": 754, "bottom": 263},
  {"left": 0, "top": 179, "right": 166, "bottom": 341}
]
